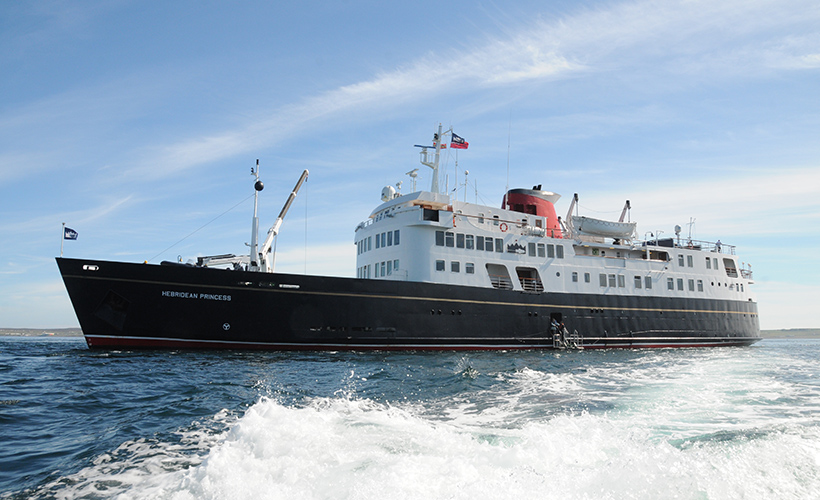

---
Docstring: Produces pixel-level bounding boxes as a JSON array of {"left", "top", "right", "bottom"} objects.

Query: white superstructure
[{"left": 354, "top": 126, "right": 755, "bottom": 305}]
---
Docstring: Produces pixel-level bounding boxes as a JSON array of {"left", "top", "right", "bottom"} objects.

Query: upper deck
[{"left": 353, "top": 190, "right": 754, "bottom": 304}]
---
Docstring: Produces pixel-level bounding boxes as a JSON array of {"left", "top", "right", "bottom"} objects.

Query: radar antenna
[{"left": 405, "top": 168, "right": 419, "bottom": 192}]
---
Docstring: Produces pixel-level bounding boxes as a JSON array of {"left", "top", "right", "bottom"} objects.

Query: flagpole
[{"left": 61, "top": 222, "right": 65, "bottom": 257}]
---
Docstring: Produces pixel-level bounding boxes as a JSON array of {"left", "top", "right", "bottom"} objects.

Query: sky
[{"left": 1, "top": 0, "right": 819, "bottom": 330}]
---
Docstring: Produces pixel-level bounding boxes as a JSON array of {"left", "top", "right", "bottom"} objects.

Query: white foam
[
  {"left": 56, "top": 396, "right": 815, "bottom": 500},
  {"left": 29, "top": 346, "right": 820, "bottom": 499}
]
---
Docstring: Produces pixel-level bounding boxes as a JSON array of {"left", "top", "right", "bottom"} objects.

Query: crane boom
[{"left": 259, "top": 169, "right": 309, "bottom": 272}]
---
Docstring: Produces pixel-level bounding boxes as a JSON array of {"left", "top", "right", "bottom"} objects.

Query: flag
[
  {"left": 450, "top": 133, "right": 469, "bottom": 149},
  {"left": 64, "top": 227, "right": 78, "bottom": 240}
]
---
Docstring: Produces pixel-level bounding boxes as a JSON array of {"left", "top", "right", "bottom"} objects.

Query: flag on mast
[
  {"left": 450, "top": 133, "right": 469, "bottom": 149},
  {"left": 64, "top": 227, "right": 78, "bottom": 240}
]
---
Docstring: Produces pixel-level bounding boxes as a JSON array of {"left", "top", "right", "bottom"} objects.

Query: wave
[{"left": 15, "top": 392, "right": 820, "bottom": 500}]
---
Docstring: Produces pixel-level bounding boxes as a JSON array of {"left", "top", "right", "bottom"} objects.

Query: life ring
[{"left": 499, "top": 223, "right": 508, "bottom": 232}]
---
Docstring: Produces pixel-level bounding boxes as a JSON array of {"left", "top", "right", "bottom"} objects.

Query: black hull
[{"left": 57, "top": 258, "right": 761, "bottom": 350}]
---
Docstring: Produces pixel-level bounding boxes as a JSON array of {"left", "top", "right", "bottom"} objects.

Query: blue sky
[{"left": 1, "top": 0, "right": 818, "bottom": 330}]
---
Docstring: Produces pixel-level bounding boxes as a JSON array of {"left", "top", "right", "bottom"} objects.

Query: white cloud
[
  {"left": 574, "top": 165, "right": 820, "bottom": 239},
  {"left": 133, "top": 0, "right": 820, "bottom": 179}
]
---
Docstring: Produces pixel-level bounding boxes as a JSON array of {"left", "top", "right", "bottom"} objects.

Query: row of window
[
  {"left": 357, "top": 230, "right": 400, "bottom": 255},
  {"left": 675, "top": 255, "right": 742, "bottom": 281},
  {"left": 594, "top": 273, "right": 744, "bottom": 293},
  {"left": 434, "top": 231, "right": 565, "bottom": 258},
  {"left": 678, "top": 254, "right": 723, "bottom": 270},
  {"left": 594, "top": 273, "right": 654, "bottom": 290},
  {"left": 435, "top": 260, "right": 476, "bottom": 274},
  {"left": 666, "top": 277, "right": 704, "bottom": 292},
  {"left": 357, "top": 259, "right": 401, "bottom": 279}
]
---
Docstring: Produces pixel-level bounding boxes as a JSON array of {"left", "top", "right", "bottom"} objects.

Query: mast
[
  {"left": 249, "top": 159, "right": 263, "bottom": 271},
  {"left": 419, "top": 123, "right": 452, "bottom": 193}
]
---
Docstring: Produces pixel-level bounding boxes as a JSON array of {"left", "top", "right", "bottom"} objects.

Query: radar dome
[{"left": 381, "top": 185, "right": 397, "bottom": 202}]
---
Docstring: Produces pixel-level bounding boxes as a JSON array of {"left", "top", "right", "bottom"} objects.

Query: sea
[{"left": 1, "top": 337, "right": 819, "bottom": 499}]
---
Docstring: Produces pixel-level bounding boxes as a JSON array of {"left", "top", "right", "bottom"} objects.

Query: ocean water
[{"left": 1, "top": 338, "right": 819, "bottom": 499}]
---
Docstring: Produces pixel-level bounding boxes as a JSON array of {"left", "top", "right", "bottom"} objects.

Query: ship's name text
[{"left": 161, "top": 290, "right": 232, "bottom": 301}]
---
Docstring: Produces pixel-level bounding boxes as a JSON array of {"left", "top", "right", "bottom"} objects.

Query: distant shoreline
[
  {"left": 0, "top": 328, "right": 83, "bottom": 337},
  {"left": 758, "top": 329, "right": 820, "bottom": 339},
  {"left": 2, "top": 328, "right": 819, "bottom": 339}
]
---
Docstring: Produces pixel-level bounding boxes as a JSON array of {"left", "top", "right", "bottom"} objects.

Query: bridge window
[
  {"left": 634, "top": 276, "right": 642, "bottom": 288},
  {"left": 466, "top": 234, "right": 474, "bottom": 250}
]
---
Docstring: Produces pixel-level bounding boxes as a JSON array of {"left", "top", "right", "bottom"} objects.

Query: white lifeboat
[{"left": 571, "top": 215, "right": 637, "bottom": 239}]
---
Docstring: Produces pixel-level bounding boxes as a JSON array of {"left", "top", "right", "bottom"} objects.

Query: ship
[{"left": 57, "top": 124, "right": 761, "bottom": 350}]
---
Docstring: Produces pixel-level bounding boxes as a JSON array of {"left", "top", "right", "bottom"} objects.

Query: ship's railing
[
  {"left": 685, "top": 239, "right": 736, "bottom": 255},
  {"left": 519, "top": 277, "right": 544, "bottom": 292},
  {"left": 455, "top": 212, "right": 564, "bottom": 238},
  {"left": 488, "top": 274, "right": 514, "bottom": 290},
  {"left": 355, "top": 219, "right": 374, "bottom": 232},
  {"left": 640, "top": 238, "right": 736, "bottom": 255}
]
